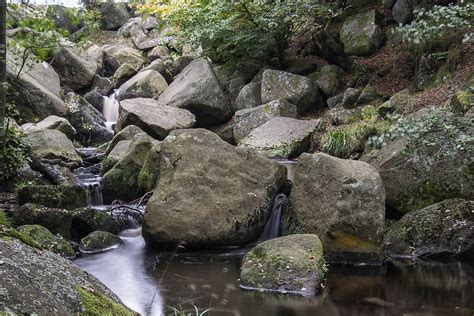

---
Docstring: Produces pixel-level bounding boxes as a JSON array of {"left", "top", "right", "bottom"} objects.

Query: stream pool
[{"left": 75, "top": 229, "right": 474, "bottom": 316}]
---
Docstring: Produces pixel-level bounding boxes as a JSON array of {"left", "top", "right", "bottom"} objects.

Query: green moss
[
  {"left": 0, "top": 210, "right": 11, "bottom": 227},
  {"left": 138, "top": 169, "right": 154, "bottom": 192},
  {"left": 76, "top": 286, "right": 134, "bottom": 316},
  {"left": 397, "top": 181, "right": 459, "bottom": 213},
  {"left": 1, "top": 229, "right": 41, "bottom": 250},
  {"left": 17, "top": 185, "right": 88, "bottom": 210},
  {"left": 17, "top": 225, "right": 75, "bottom": 257}
]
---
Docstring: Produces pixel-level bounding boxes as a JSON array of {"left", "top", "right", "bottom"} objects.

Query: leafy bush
[{"left": 0, "top": 125, "right": 28, "bottom": 182}]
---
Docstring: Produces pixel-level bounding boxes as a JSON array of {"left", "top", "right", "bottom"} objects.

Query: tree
[{"left": 0, "top": 0, "right": 6, "bottom": 133}]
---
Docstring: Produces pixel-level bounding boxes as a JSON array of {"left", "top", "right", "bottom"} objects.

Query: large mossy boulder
[
  {"left": 22, "top": 115, "right": 76, "bottom": 140},
  {"left": 234, "top": 99, "right": 298, "bottom": 143},
  {"left": 363, "top": 110, "right": 473, "bottom": 214},
  {"left": 238, "top": 117, "right": 320, "bottom": 159},
  {"left": 16, "top": 224, "right": 75, "bottom": 258},
  {"left": 261, "top": 69, "right": 322, "bottom": 114},
  {"left": 158, "top": 58, "right": 232, "bottom": 126},
  {"left": 282, "top": 153, "right": 385, "bottom": 264},
  {"left": 240, "top": 234, "right": 326, "bottom": 297},
  {"left": 117, "top": 98, "right": 196, "bottom": 140},
  {"left": 79, "top": 231, "right": 123, "bottom": 254},
  {"left": 0, "top": 238, "right": 134, "bottom": 315},
  {"left": 340, "top": 10, "right": 384, "bottom": 56},
  {"left": 25, "top": 129, "right": 82, "bottom": 165},
  {"left": 384, "top": 199, "right": 474, "bottom": 259},
  {"left": 308, "top": 65, "right": 342, "bottom": 97},
  {"left": 17, "top": 185, "right": 88, "bottom": 210},
  {"left": 118, "top": 70, "right": 169, "bottom": 100},
  {"left": 142, "top": 129, "right": 287, "bottom": 248},
  {"left": 102, "top": 133, "right": 160, "bottom": 203}
]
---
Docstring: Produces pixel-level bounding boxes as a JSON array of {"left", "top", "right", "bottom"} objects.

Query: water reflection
[{"left": 75, "top": 232, "right": 474, "bottom": 316}]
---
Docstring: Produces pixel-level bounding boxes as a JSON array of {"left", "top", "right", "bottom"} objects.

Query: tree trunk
[{"left": 0, "top": 0, "right": 6, "bottom": 133}]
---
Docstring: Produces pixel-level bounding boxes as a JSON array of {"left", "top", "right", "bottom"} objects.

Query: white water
[{"left": 103, "top": 89, "right": 121, "bottom": 132}]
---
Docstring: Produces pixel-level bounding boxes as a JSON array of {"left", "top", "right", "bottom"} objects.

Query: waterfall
[
  {"left": 74, "top": 154, "right": 104, "bottom": 207},
  {"left": 103, "top": 89, "right": 121, "bottom": 132},
  {"left": 258, "top": 193, "right": 288, "bottom": 243}
]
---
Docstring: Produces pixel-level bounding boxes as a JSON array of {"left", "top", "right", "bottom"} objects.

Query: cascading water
[
  {"left": 102, "top": 89, "right": 121, "bottom": 132},
  {"left": 258, "top": 193, "right": 288, "bottom": 243},
  {"left": 75, "top": 148, "right": 104, "bottom": 207}
]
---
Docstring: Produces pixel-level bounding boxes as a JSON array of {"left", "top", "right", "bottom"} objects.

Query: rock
[
  {"left": 327, "top": 93, "right": 344, "bottom": 109},
  {"left": 0, "top": 238, "right": 134, "bottom": 315},
  {"left": 240, "top": 234, "right": 326, "bottom": 296},
  {"left": 233, "top": 82, "right": 262, "bottom": 112},
  {"left": 65, "top": 93, "right": 113, "bottom": 147},
  {"left": 384, "top": 199, "right": 473, "bottom": 259},
  {"left": 112, "top": 64, "right": 138, "bottom": 88},
  {"left": 91, "top": 76, "right": 114, "bottom": 96},
  {"left": 104, "top": 46, "right": 145, "bottom": 77},
  {"left": 17, "top": 185, "right": 88, "bottom": 210},
  {"left": 342, "top": 88, "right": 362, "bottom": 109},
  {"left": 128, "top": 17, "right": 164, "bottom": 50},
  {"left": 105, "top": 125, "right": 144, "bottom": 155},
  {"left": 47, "top": 5, "right": 79, "bottom": 33},
  {"left": 340, "top": 10, "right": 385, "bottom": 56},
  {"left": 285, "top": 57, "right": 319, "bottom": 76},
  {"left": 148, "top": 45, "right": 171, "bottom": 61},
  {"left": 100, "top": 2, "right": 131, "bottom": 30},
  {"left": 137, "top": 143, "right": 162, "bottom": 192},
  {"left": 377, "top": 89, "right": 412, "bottom": 116},
  {"left": 102, "top": 133, "right": 160, "bottom": 203},
  {"left": 261, "top": 69, "right": 322, "bottom": 114},
  {"left": 142, "top": 129, "right": 286, "bottom": 247},
  {"left": 363, "top": 110, "right": 473, "bottom": 214},
  {"left": 308, "top": 65, "right": 342, "bottom": 97},
  {"left": 238, "top": 117, "right": 320, "bottom": 159},
  {"left": 355, "top": 84, "right": 381, "bottom": 107},
  {"left": 13, "top": 203, "right": 73, "bottom": 238},
  {"left": 51, "top": 45, "right": 98, "bottom": 91},
  {"left": 27, "top": 61, "right": 61, "bottom": 97},
  {"left": 71, "top": 208, "right": 121, "bottom": 239},
  {"left": 79, "top": 231, "right": 123, "bottom": 254},
  {"left": 210, "top": 120, "right": 236, "bottom": 145},
  {"left": 22, "top": 115, "right": 76, "bottom": 140},
  {"left": 83, "top": 91, "right": 106, "bottom": 112},
  {"left": 103, "top": 140, "right": 131, "bottom": 172},
  {"left": 392, "top": 0, "right": 414, "bottom": 25},
  {"left": 234, "top": 100, "right": 298, "bottom": 144},
  {"left": 383, "top": 0, "right": 396, "bottom": 9},
  {"left": 171, "top": 56, "right": 195, "bottom": 76},
  {"left": 282, "top": 153, "right": 385, "bottom": 264},
  {"left": 16, "top": 224, "right": 75, "bottom": 258},
  {"left": 140, "top": 59, "right": 173, "bottom": 83},
  {"left": 117, "top": 98, "right": 196, "bottom": 140},
  {"left": 118, "top": 70, "right": 168, "bottom": 100},
  {"left": 158, "top": 58, "right": 232, "bottom": 126},
  {"left": 25, "top": 129, "right": 81, "bottom": 165},
  {"left": 446, "top": 89, "right": 473, "bottom": 115}
]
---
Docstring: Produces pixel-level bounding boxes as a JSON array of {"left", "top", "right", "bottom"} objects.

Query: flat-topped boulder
[
  {"left": 25, "top": 129, "right": 81, "bottom": 165},
  {"left": 143, "top": 129, "right": 287, "bottom": 248},
  {"left": 238, "top": 117, "right": 319, "bottom": 159},
  {"left": 118, "top": 70, "right": 168, "bottom": 100},
  {"left": 117, "top": 98, "right": 196, "bottom": 140},
  {"left": 22, "top": 115, "right": 76, "bottom": 140}
]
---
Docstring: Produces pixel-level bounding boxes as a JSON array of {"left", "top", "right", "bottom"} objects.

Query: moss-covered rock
[
  {"left": 340, "top": 10, "right": 384, "bottom": 56},
  {"left": 72, "top": 207, "right": 121, "bottom": 239},
  {"left": 307, "top": 65, "right": 342, "bottom": 97},
  {"left": 384, "top": 199, "right": 474, "bottom": 259},
  {"left": 105, "top": 124, "right": 144, "bottom": 156},
  {"left": 17, "top": 224, "right": 75, "bottom": 258},
  {"left": 25, "top": 129, "right": 82, "bottom": 165},
  {"left": 138, "top": 143, "right": 162, "bottom": 192},
  {"left": 240, "top": 234, "right": 326, "bottom": 297},
  {"left": 445, "top": 89, "right": 473, "bottom": 115},
  {"left": 76, "top": 285, "right": 134, "bottom": 316},
  {"left": 79, "top": 231, "right": 123, "bottom": 254},
  {"left": 102, "top": 140, "right": 131, "bottom": 172},
  {"left": 17, "top": 185, "right": 88, "bottom": 210}
]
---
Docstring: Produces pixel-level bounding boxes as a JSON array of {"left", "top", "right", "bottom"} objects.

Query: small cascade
[
  {"left": 258, "top": 193, "right": 288, "bottom": 243},
  {"left": 75, "top": 148, "right": 104, "bottom": 207},
  {"left": 102, "top": 89, "right": 121, "bottom": 132}
]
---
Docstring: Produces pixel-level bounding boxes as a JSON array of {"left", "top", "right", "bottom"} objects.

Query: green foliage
[
  {"left": 0, "top": 210, "right": 11, "bottom": 227},
  {"left": 0, "top": 124, "right": 28, "bottom": 182},
  {"left": 72, "top": 7, "right": 103, "bottom": 46}
]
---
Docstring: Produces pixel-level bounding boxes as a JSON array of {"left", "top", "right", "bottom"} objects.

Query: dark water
[{"left": 75, "top": 230, "right": 474, "bottom": 316}]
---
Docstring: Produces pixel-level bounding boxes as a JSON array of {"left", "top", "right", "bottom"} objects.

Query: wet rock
[
  {"left": 79, "top": 231, "right": 123, "bottom": 254},
  {"left": 158, "top": 58, "right": 232, "bottom": 126},
  {"left": 100, "top": 2, "right": 131, "bottom": 30},
  {"left": 308, "top": 65, "right": 342, "bottom": 97},
  {"left": 143, "top": 129, "right": 286, "bottom": 248},
  {"left": 234, "top": 82, "right": 262, "bottom": 111},
  {"left": 340, "top": 10, "right": 384, "bottom": 56},
  {"left": 117, "top": 98, "right": 196, "bottom": 140},
  {"left": 22, "top": 115, "right": 76, "bottom": 141},
  {"left": 282, "top": 153, "right": 385, "bottom": 264},
  {"left": 105, "top": 125, "right": 144, "bottom": 155},
  {"left": 83, "top": 91, "right": 106, "bottom": 112},
  {"left": 240, "top": 234, "right": 326, "bottom": 297},
  {"left": 385, "top": 199, "right": 474, "bottom": 259},
  {"left": 16, "top": 224, "right": 75, "bottom": 258},
  {"left": 118, "top": 70, "right": 168, "bottom": 100},
  {"left": 238, "top": 117, "right": 320, "bottom": 159},
  {"left": 234, "top": 99, "right": 298, "bottom": 144},
  {"left": 392, "top": 0, "right": 414, "bottom": 25},
  {"left": 0, "top": 238, "right": 134, "bottom": 315},
  {"left": 261, "top": 69, "right": 322, "bottom": 114},
  {"left": 17, "top": 186, "right": 88, "bottom": 211},
  {"left": 25, "top": 129, "right": 81, "bottom": 165}
]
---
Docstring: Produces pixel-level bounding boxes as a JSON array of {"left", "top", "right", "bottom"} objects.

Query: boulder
[
  {"left": 137, "top": 143, "right": 161, "bottom": 192},
  {"left": 47, "top": 5, "right": 79, "bottom": 33},
  {"left": 65, "top": 93, "right": 113, "bottom": 147},
  {"left": 234, "top": 100, "right": 298, "bottom": 144},
  {"left": 147, "top": 45, "right": 171, "bottom": 61},
  {"left": 117, "top": 98, "right": 196, "bottom": 140},
  {"left": 25, "top": 129, "right": 81, "bottom": 165},
  {"left": 0, "top": 238, "right": 134, "bottom": 315},
  {"left": 105, "top": 125, "right": 144, "bottom": 155},
  {"left": 17, "top": 185, "right": 88, "bottom": 210},
  {"left": 84, "top": 90, "right": 106, "bottom": 112},
  {"left": 22, "top": 115, "right": 76, "bottom": 140},
  {"left": 158, "top": 58, "right": 232, "bottom": 126},
  {"left": 27, "top": 61, "right": 61, "bottom": 97},
  {"left": 91, "top": 76, "right": 114, "bottom": 96},
  {"left": 240, "top": 234, "right": 326, "bottom": 296},
  {"left": 392, "top": 0, "right": 414, "bottom": 25},
  {"left": 261, "top": 69, "right": 322, "bottom": 114},
  {"left": 308, "top": 65, "right": 342, "bottom": 97},
  {"left": 71, "top": 208, "right": 121, "bottom": 239},
  {"left": 79, "top": 231, "right": 123, "bottom": 254},
  {"left": 118, "top": 70, "right": 168, "bottom": 100},
  {"left": 234, "top": 82, "right": 262, "bottom": 111},
  {"left": 385, "top": 199, "right": 474, "bottom": 259},
  {"left": 340, "top": 10, "right": 385, "bottom": 56},
  {"left": 142, "top": 129, "right": 287, "bottom": 248},
  {"left": 104, "top": 46, "right": 145, "bottom": 76},
  {"left": 363, "top": 110, "right": 473, "bottom": 214},
  {"left": 103, "top": 140, "right": 131, "bottom": 172},
  {"left": 140, "top": 59, "right": 173, "bottom": 83},
  {"left": 127, "top": 17, "right": 164, "bottom": 50},
  {"left": 377, "top": 89, "right": 412, "bottom": 116},
  {"left": 16, "top": 224, "right": 75, "bottom": 258},
  {"left": 342, "top": 88, "right": 362, "bottom": 109},
  {"left": 238, "top": 117, "right": 320, "bottom": 159},
  {"left": 100, "top": 2, "right": 132, "bottom": 30},
  {"left": 282, "top": 153, "right": 385, "bottom": 264},
  {"left": 112, "top": 64, "right": 138, "bottom": 88},
  {"left": 102, "top": 133, "right": 160, "bottom": 203}
]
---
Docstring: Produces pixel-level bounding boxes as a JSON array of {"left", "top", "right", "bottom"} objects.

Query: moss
[
  {"left": 1, "top": 229, "right": 41, "bottom": 250},
  {"left": 76, "top": 286, "right": 134, "bottom": 316},
  {"left": 17, "top": 225, "right": 75, "bottom": 257},
  {"left": 0, "top": 210, "right": 11, "bottom": 227},
  {"left": 397, "top": 181, "right": 459, "bottom": 213},
  {"left": 137, "top": 169, "right": 154, "bottom": 192},
  {"left": 326, "top": 230, "right": 379, "bottom": 252},
  {"left": 17, "top": 185, "right": 88, "bottom": 210}
]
